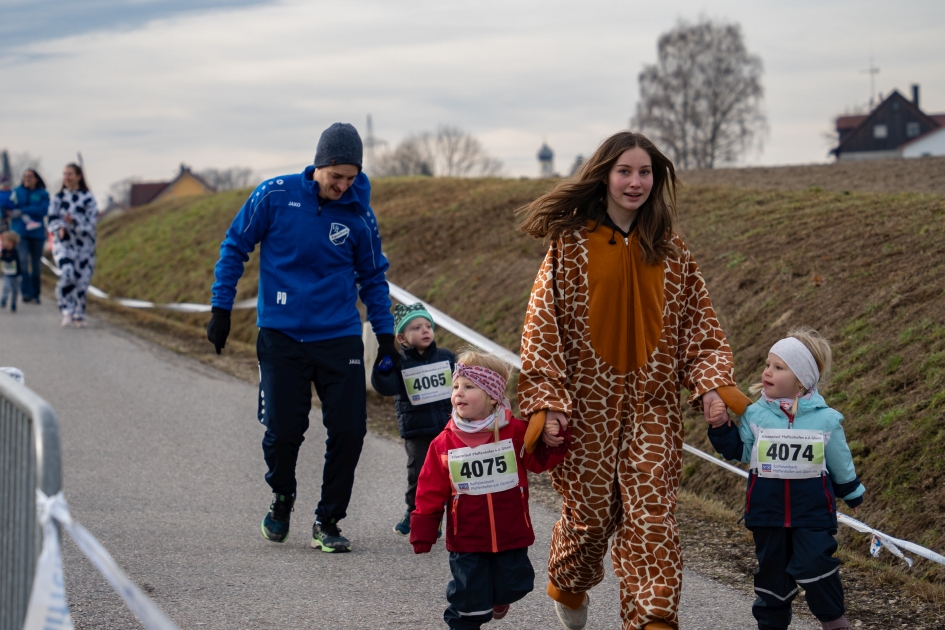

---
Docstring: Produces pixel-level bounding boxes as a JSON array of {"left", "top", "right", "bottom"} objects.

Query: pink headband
[{"left": 453, "top": 363, "right": 507, "bottom": 403}]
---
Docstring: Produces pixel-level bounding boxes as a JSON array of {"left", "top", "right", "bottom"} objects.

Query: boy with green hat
[{"left": 372, "top": 302, "right": 455, "bottom": 535}]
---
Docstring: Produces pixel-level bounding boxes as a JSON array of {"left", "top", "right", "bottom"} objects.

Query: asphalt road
[{"left": 1, "top": 300, "right": 816, "bottom": 629}]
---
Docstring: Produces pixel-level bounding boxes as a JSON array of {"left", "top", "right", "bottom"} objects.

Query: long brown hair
[
  {"left": 518, "top": 131, "right": 679, "bottom": 265},
  {"left": 60, "top": 163, "right": 90, "bottom": 193}
]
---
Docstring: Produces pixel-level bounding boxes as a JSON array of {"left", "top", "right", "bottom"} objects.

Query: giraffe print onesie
[
  {"left": 518, "top": 223, "right": 738, "bottom": 630},
  {"left": 48, "top": 189, "right": 98, "bottom": 322}
]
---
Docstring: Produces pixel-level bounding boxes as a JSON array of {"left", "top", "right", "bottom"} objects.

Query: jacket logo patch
[
  {"left": 276, "top": 291, "right": 287, "bottom": 305},
  {"left": 288, "top": 201, "right": 301, "bottom": 207},
  {"left": 329, "top": 223, "right": 350, "bottom": 246}
]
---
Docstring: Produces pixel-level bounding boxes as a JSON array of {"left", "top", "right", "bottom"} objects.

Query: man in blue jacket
[{"left": 207, "top": 123, "right": 400, "bottom": 553}]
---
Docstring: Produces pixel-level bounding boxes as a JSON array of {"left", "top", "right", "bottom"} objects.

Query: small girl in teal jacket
[{"left": 707, "top": 327, "right": 863, "bottom": 630}]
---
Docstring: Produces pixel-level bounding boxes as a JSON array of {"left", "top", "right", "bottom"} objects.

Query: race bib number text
[
  {"left": 448, "top": 439, "right": 519, "bottom": 495},
  {"left": 754, "top": 429, "right": 825, "bottom": 479},
  {"left": 402, "top": 361, "right": 452, "bottom": 405}
]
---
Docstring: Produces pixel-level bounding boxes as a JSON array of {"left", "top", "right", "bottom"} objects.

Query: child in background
[
  {"left": 707, "top": 327, "right": 864, "bottom": 630},
  {"left": 411, "top": 349, "right": 570, "bottom": 629},
  {"left": 372, "top": 302, "right": 456, "bottom": 535},
  {"left": 1, "top": 231, "right": 22, "bottom": 312}
]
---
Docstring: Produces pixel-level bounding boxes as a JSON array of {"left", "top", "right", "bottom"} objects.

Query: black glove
[
  {"left": 374, "top": 334, "right": 401, "bottom": 373},
  {"left": 206, "top": 307, "right": 231, "bottom": 355}
]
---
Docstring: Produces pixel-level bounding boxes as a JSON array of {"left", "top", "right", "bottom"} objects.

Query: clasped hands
[{"left": 540, "top": 388, "right": 732, "bottom": 446}]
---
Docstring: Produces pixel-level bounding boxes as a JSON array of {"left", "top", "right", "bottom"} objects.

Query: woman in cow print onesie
[
  {"left": 518, "top": 132, "right": 750, "bottom": 630},
  {"left": 48, "top": 163, "right": 98, "bottom": 327}
]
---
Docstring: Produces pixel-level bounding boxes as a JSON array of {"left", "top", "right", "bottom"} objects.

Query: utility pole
[
  {"left": 860, "top": 56, "right": 880, "bottom": 110},
  {"left": 363, "top": 114, "right": 386, "bottom": 175}
]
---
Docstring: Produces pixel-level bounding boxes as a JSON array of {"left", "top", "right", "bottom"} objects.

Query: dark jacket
[
  {"left": 708, "top": 393, "right": 865, "bottom": 529},
  {"left": 211, "top": 166, "right": 394, "bottom": 342},
  {"left": 1, "top": 249, "right": 21, "bottom": 276},
  {"left": 410, "top": 412, "right": 570, "bottom": 554},
  {"left": 2, "top": 185, "right": 49, "bottom": 240},
  {"left": 371, "top": 341, "right": 455, "bottom": 439}
]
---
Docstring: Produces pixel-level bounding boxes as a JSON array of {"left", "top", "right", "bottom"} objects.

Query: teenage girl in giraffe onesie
[{"left": 517, "top": 131, "right": 750, "bottom": 630}]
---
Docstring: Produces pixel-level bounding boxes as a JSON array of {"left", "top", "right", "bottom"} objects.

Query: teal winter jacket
[{"left": 708, "top": 392, "right": 865, "bottom": 528}]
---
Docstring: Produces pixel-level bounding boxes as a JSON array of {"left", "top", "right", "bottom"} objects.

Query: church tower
[{"left": 537, "top": 142, "right": 554, "bottom": 178}]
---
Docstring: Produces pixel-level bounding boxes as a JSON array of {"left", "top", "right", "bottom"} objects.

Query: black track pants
[
  {"left": 444, "top": 547, "right": 534, "bottom": 629},
  {"left": 404, "top": 435, "right": 434, "bottom": 513},
  {"left": 257, "top": 328, "right": 366, "bottom": 523},
  {"left": 750, "top": 527, "right": 845, "bottom": 629}
]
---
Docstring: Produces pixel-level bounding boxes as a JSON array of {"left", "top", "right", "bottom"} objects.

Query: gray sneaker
[
  {"left": 311, "top": 519, "right": 351, "bottom": 553},
  {"left": 554, "top": 592, "right": 589, "bottom": 630}
]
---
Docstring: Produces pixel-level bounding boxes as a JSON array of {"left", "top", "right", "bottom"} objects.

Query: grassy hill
[{"left": 95, "top": 173, "right": 945, "bottom": 580}]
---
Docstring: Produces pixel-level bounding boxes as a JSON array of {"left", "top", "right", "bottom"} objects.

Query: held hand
[
  {"left": 374, "top": 334, "right": 401, "bottom": 374},
  {"left": 702, "top": 389, "right": 731, "bottom": 428},
  {"left": 64, "top": 214, "right": 74, "bottom": 224},
  {"left": 542, "top": 410, "right": 568, "bottom": 447},
  {"left": 206, "top": 307, "right": 231, "bottom": 355}
]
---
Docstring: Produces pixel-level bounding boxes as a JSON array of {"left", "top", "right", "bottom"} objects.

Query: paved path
[{"left": 1, "top": 301, "right": 815, "bottom": 629}]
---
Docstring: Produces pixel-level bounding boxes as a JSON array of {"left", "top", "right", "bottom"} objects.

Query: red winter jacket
[{"left": 410, "top": 410, "right": 570, "bottom": 554}]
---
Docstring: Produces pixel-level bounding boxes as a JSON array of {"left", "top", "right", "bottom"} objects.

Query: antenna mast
[
  {"left": 860, "top": 56, "right": 880, "bottom": 109},
  {"left": 364, "top": 114, "right": 387, "bottom": 175}
]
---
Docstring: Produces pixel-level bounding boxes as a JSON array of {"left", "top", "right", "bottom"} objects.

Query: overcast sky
[{"left": 2, "top": 0, "right": 944, "bottom": 198}]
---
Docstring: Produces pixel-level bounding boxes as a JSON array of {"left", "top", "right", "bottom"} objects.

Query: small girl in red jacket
[{"left": 411, "top": 348, "right": 570, "bottom": 629}]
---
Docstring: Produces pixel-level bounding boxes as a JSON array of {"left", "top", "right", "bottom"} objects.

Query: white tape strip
[
  {"left": 30, "top": 490, "right": 182, "bottom": 630},
  {"left": 41, "top": 257, "right": 255, "bottom": 311}
]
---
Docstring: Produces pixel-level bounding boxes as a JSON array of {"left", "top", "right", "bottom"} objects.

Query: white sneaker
[
  {"left": 554, "top": 592, "right": 589, "bottom": 630},
  {"left": 61, "top": 314, "right": 73, "bottom": 327}
]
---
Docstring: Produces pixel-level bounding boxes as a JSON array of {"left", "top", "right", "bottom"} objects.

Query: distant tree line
[{"left": 372, "top": 125, "right": 503, "bottom": 178}]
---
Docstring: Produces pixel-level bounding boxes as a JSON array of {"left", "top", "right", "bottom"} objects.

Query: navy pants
[
  {"left": 750, "top": 527, "right": 845, "bottom": 629},
  {"left": 444, "top": 547, "right": 534, "bottom": 629},
  {"left": 257, "top": 328, "right": 366, "bottom": 524},
  {"left": 17, "top": 237, "right": 43, "bottom": 301}
]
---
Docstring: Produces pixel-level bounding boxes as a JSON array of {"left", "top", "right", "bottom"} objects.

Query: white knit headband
[{"left": 769, "top": 337, "right": 820, "bottom": 391}]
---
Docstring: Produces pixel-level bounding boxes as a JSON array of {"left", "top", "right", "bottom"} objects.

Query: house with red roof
[
  {"left": 129, "top": 164, "right": 216, "bottom": 207},
  {"left": 832, "top": 85, "right": 945, "bottom": 161}
]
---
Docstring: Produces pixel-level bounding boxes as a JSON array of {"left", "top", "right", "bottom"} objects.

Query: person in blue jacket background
[
  {"left": 1, "top": 168, "right": 49, "bottom": 304},
  {"left": 707, "top": 327, "right": 864, "bottom": 630},
  {"left": 207, "top": 122, "right": 401, "bottom": 553}
]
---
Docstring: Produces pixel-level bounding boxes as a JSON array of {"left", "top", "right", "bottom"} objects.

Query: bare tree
[
  {"left": 373, "top": 136, "right": 435, "bottom": 177},
  {"left": 108, "top": 176, "right": 143, "bottom": 206},
  {"left": 373, "top": 126, "right": 503, "bottom": 178},
  {"left": 198, "top": 166, "right": 256, "bottom": 191},
  {"left": 632, "top": 19, "right": 766, "bottom": 170}
]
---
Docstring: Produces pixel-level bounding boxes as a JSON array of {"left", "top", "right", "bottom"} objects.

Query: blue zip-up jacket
[
  {"left": 2, "top": 186, "right": 49, "bottom": 240},
  {"left": 708, "top": 392, "right": 865, "bottom": 529},
  {"left": 211, "top": 166, "right": 394, "bottom": 342},
  {"left": 370, "top": 341, "right": 455, "bottom": 439}
]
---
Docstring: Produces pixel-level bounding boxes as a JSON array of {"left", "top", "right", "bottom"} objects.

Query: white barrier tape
[
  {"left": 41, "top": 257, "right": 255, "bottom": 311},
  {"left": 387, "top": 283, "right": 522, "bottom": 370},
  {"left": 383, "top": 282, "right": 945, "bottom": 570},
  {"left": 26, "top": 490, "right": 182, "bottom": 630}
]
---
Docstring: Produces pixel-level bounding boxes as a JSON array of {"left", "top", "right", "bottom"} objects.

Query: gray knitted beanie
[{"left": 314, "top": 123, "right": 363, "bottom": 171}]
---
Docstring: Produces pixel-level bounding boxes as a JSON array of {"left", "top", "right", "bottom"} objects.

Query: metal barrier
[{"left": 0, "top": 375, "right": 63, "bottom": 630}]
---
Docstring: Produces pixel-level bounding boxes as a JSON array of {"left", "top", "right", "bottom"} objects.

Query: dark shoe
[
  {"left": 312, "top": 519, "right": 351, "bottom": 553},
  {"left": 10, "top": 304, "right": 15, "bottom": 313},
  {"left": 0, "top": 300, "right": 5, "bottom": 308},
  {"left": 261, "top": 493, "right": 294, "bottom": 542},
  {"left": 393, "top": 511, "right": 410, "bottom": 536},
  {"left": 820, "top": 617, "right": 851, "bottom": 630},
  {"left": 493, "top": 604, "right": 510, "bottom": 620}
]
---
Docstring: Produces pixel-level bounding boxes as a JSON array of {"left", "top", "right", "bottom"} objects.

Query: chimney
[{"left": 912, "top": 84, "right": 920, "bottom": 108}]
